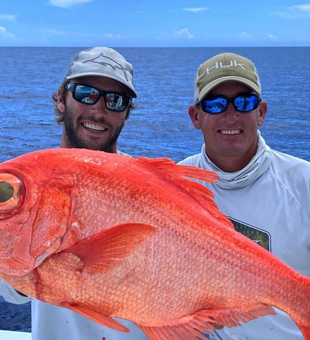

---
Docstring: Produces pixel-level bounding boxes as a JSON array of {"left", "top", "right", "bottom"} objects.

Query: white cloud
[
  {"left": 239, "top": 32, "right": 252, "bottom": 40},
  {"left": 0, "top": 14, "right": 17, "bottom": 21},
  {"left": 267, "top": 33, "right": 278, "bottom": 42},
  {"left": 183, "top": 7, "right": 209, "bottom": 13},
  {"left": 48, "top": 0, "right": 96, "bottom": 9},
  {"left": 291, "top": 4, "right": 310, "bottom": 12},
  {"left": 275, "top": 4, "right": 310, "bottom": 18},
  {"left": 175, "top": 28, "right": 194, "bottom": 39},
  {"left": 0, "top": 26, "right": 15, "bottom": 38}
]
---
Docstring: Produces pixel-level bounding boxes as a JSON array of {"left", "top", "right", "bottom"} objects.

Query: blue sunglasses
[{"left": 198, "top": 93, "right": 261, "bottom": 114}]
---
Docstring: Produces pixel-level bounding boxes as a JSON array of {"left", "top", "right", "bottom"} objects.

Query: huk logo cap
[
  {"left": 65, "top": 47, "right": 137, "bottom": 98},
  {"left": 194, "top": 52, "right": 261, "bottom": 102}
]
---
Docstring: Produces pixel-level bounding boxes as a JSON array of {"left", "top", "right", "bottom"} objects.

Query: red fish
[{"left": 0, "top": 148, "right": 309, "bottom": 340}]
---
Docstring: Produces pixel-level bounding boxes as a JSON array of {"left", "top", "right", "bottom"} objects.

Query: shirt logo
[{"left": 229, "top": 217, "right": 271, "bottom": 252}]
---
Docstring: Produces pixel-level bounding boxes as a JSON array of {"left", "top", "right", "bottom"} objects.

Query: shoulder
[
  {"left": 267, "top": 149, "right": 310, "bottom": 204},
  {"left": 270, "top": 150, "right": 310, "bottom": 177},
  {"left": 116, "top": 150, "right": 130, "bottom": 157}
]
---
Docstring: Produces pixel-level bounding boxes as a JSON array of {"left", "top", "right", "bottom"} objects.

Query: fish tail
[{"left": 287, "top": 275, "right": 310, "bottom": 340}]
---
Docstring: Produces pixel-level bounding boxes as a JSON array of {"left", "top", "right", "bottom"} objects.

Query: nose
[
  {"left": 222, "top": 103, "right": 239, "bottom": 123},
  {"left": 90, "top": 96, "right": 109, "bottom": 116}
]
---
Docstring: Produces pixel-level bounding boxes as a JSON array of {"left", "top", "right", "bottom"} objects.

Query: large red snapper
[{"left": 0, "top": 148, "right": 309, "bottom": 340}]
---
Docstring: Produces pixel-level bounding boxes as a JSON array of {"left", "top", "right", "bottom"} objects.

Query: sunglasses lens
[
  {"left": 201, "top": 97, "right": 228, "bottom": 114},
  {"left": 234, "top": 95, "right": 259, "bottom": 112},
  {"left": 105, "top": 93, "right": 130, "bottom": 112},
  {"left": 74, "top": 85, "right": 100, "bottom": 105},
  {"left": 201, "top": 94, "right": 260, "bottom": 114},
  {"left": 69, "top": 84, "right": 130, "bottom": 111}
]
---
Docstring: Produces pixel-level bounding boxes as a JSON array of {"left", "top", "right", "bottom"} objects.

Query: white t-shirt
[{"left": 179, "top": 133, "right": 310, "bottom": 340}]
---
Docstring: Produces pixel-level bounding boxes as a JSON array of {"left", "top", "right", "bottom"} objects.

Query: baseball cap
[
  {"left": 64, "top": 47, "right": 137, "bottom": 98},
  {"left": 194, "top": 52, "right": 261, "bottom": 102}
]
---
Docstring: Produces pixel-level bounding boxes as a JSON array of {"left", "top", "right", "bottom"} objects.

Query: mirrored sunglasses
[
  {"left": 65, "top": 83, "right": 132, "bottom": 112},
  {"left": 199, "top": 93, "right": 261, "bottom": 114}
]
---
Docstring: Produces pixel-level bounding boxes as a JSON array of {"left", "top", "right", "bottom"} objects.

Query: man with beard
[
  {"left": 54, "top": 46, "right": 137, "bottom": 154},
  {"left": 0, "top": 47, "right": 148, "bottom": 340}
]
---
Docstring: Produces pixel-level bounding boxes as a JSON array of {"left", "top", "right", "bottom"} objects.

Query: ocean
[
  {"left": 1, "top": 47, "right": 310, "bottom": 163},
  {"left": 0, "top": 46, "right": 310, "bottom": 332}
]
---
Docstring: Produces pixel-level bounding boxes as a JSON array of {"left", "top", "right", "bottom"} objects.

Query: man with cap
[
  {"left": 0, "top": 47, "right": 148, "bottom": 340},
  {"left": 55, "top": 46, "right": 138, "bottom": 153},
  {"left": 179, "top": 52, "right": 310, "bottom": 340}
]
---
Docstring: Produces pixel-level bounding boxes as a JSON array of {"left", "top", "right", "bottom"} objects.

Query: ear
[
  {"left": 124, "top": 108, "right": 131, "bottom": 120},
  {"left": 57, "top": 88, "right": 65, "bottom": 113},
  {"left": 188, "top": 104, "right": 201, "bottom": 130},
  {"left": 258, "top": 100, "right": 267, "bottom": 126}
]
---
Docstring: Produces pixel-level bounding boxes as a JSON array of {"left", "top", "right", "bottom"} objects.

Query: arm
[{"left": 0, "top": 280, "right": 31, "bottom": 304}]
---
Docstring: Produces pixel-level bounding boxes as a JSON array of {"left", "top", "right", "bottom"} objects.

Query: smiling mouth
[
  {"left": 219, "top": 129, "right": 241, "bottom": 135},
  {"left": 82, "top": 122, "right": 106, "bottom": 132}
]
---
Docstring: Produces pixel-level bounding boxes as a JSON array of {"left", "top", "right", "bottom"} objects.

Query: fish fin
[
  {"left": 137, "top": 157, "right": 234, "bottom": 230},
  {"left": 137, "top": 157, "right": 218, "bottom": 184},
  {"left": 138, "top": 305, "right": 276, "bottom": 340},
  {"left": 214, "top": 303, "right": 276, "bottom": 327},
  {"left": 66, "top": 223, "right": 156, "bottom": 274},
  {"left": 62, "top": 303, "right": 129, "bottom": 332},
  {"left": 138, "top": 308, "right": 224, "bottom": 340},
  {"left": 138, "top": 312, "right": 215, "bottom": 340},
  {"left": 299, "top": 325, "right": 310, "bottom": 340},
  {"left": 139, "top": 325, "right": 210, "bottom": 340}
]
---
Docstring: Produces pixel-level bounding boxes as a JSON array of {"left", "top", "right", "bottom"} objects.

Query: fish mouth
[
  {"left": 82, "top": 122, "right": 107, "bottom": 132},
  {"left": 218, "top": 129, "right": 242, "bottom": 135}
]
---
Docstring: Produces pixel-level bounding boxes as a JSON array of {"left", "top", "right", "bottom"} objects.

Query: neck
[
  {"left": 60, "top": 135, "right": 117, "bottom": 153},
  {"left": 206, "top": 147, "right": 258, "bottom": 173},
  {"left": 208, "top": 155, "right": 251, "bottom": 172},
  {"left": 60, "top": 135, "right": 70, "bottom": 148}
]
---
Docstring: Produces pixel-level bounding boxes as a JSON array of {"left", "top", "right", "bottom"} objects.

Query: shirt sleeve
[{"left": 0, "top": 280, "right": 31, "bottom": 304}]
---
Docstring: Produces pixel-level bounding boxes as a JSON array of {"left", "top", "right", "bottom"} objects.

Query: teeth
[
  {"left": 83, "top": 123, "right": 105, "bottom": 131},
  {"left": 220, "top": 130, "right": 241, "bottom": 135}
]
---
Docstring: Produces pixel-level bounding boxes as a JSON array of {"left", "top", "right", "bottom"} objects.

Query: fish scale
[{"left": 0, "top": 148, "right": 309, "bottom": 340}]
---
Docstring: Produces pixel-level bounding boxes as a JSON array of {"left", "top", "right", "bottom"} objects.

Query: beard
[{"left": 62, "top": 106, "right": 124, "bottom": 153}]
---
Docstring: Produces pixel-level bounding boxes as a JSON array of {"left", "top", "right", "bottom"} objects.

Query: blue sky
[{"left": 1, "top": 0, "right": 310, "bottom": 47}]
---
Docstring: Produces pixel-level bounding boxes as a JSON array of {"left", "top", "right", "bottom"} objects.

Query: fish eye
[
  {"left": 0, "top": 182, "right": 14, "bottom": 202},
  {"left": 0, "top": 173, "right": 24, "bottom": 215}
]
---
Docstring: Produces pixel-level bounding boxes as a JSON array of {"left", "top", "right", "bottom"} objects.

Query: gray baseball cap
[{"left": 64, "top": 47, "right": 137, "bottom": 98}]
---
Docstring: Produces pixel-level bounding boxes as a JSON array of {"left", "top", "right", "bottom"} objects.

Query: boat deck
[{"left": 0, "top": 330, "right": 31, "bottom": 339}]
